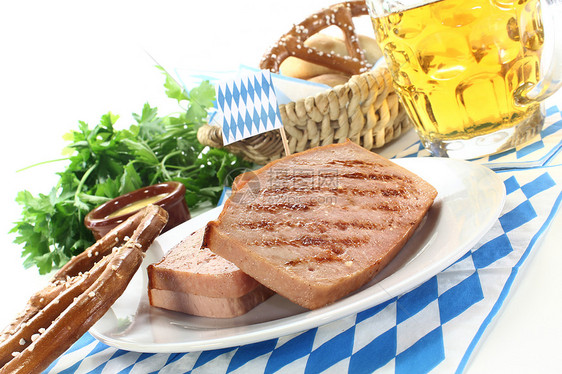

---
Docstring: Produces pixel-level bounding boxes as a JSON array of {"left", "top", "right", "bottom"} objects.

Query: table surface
[{"left": 1, "top": 1, "right": 561, "bottom": 373}]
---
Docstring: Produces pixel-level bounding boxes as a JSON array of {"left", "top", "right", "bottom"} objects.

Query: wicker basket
[{"left": 197, "top": 66, "right": 412, "bottom": 165}]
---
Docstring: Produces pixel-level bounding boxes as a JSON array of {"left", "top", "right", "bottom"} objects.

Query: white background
[{"left": 0, "top": 1, "right": 561, "bottom": 372}]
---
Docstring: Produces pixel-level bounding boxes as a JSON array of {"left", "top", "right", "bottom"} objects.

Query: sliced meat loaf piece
[
  {"left": 148, "top": 228, "right": 274, "bottom": 318},
  {"left": 149, "top": 284, "right": 274, "bottom": 319},
  {"left": 203, "top": 140, "right": 437, "bottom": 310}
]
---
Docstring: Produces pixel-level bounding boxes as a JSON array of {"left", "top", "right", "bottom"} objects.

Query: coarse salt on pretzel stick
[
  {"left": 0, "top": 206, "right": 156, "bottom": 342},
  {"left": 2, "top": 245, "right": 140, "bottom": 374},
  {"left": 53, "top": 206, "right": 152, "bottom": 280},
  {"left": 0, "top": 204, "right": 168, "bottom": 374},
  {"left": 0, "top": 253, "right": 111, "bottom": 368},
  {"left": 260, "top": 1, "right": 370, "bottom": 76}
]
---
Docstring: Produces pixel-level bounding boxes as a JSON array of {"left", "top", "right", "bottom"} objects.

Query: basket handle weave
[{"left": 198, "top": 67, "right": 411, "bottom": 164}]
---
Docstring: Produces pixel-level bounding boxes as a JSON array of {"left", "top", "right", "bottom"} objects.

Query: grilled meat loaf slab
[{"left": 204, "top": 141, "right": 437, "bottom": 310}]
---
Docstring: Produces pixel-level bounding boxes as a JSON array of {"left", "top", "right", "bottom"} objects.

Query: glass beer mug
[{"left": 366, "top": 0, "right": 562, "bottom": 159}]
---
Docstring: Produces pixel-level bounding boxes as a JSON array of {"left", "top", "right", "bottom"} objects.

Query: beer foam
[{"left": 367, "top": 0, "right": 442, "bottom": 17}]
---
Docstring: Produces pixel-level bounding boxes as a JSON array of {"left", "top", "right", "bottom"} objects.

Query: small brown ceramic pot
[{"left": 84, "top": 181, "right": 190, "bottom": 240}]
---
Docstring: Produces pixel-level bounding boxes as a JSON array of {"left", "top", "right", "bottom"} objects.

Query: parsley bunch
[{"left": 11, "top": 70, "right": 252, "bottom": 274}]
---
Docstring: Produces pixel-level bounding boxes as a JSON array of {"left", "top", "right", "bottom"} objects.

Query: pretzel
[
  {"left": 260, "top": 1, "right": 371, "bottom": 76},
  {"left": 0, "top": 204, "right": 168, "bottom": 374}
]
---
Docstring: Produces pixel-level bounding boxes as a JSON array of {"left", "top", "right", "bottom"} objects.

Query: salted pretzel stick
[
  {"left": 53, "top": 208, "right": 151, "bottom": 280},
  {"left": 0, "top": 254, "right": 111, "bottom": 368},
  {"left": 260, "top": 1, "right": 370, "bottom": 76},
  {"left": 0, "top": 207, "right": 156, "bottom": 342},
  {"left": 0, "top": 204, "right": 168, "bottom": 374}
]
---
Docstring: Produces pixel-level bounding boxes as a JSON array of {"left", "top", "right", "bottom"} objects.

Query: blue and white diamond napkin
[{"left": 215, "top": 70, "right": 283, "bottom": 145}]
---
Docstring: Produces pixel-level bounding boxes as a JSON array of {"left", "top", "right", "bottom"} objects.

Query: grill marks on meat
[
  {"left": 245, "top": 201, "right": 318, "bottom": 212},
  {"left": 251, "top": 235, "right": 369, "bottom": 252},
  {"left": 237, "top": 218, "right": 392, "bottom": 232},
  {"left": 204, "top": 141, "right": 437, "bottom": 310},
  {"left": 285, "top": 250, "right": 349, "bottom": 267},
  {"left": 326, "top": 159, "right": 386, "bottom": 168},
  {"left": 259, "top": 185, "right": 414, "bottom": 199},
  {"left": 269, "top": 170, "right": 410, "bottom": 183},
  {"left": 258, "top": 167, "right": 416, "bottom": 202}
]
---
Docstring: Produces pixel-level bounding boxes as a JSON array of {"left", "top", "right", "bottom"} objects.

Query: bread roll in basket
[{"left": 197, "top": 1, "right": 412, "bottom": 165}]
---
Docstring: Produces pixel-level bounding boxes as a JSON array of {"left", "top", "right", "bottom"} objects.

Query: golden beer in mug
[{"left": 367, "top": 0, "right": 562, "bottom": 158}]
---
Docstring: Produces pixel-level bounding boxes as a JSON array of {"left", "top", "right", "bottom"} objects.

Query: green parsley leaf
[{"left": 12, "top": 71, "right": 252, "bottom": 274}]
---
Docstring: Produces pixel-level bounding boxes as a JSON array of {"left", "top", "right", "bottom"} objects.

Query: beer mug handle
[{"left": 516, "top": 0, "right": 562, "bottom": 104}]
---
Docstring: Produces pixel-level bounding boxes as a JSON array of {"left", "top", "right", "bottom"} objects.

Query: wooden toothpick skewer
[{"left": 279, "top": 127, "right": 291, "bottom": 156}]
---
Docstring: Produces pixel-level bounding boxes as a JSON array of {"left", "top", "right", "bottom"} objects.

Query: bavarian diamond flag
[{"left": 215, "top": 70, "right": 283, "bottom": 145}]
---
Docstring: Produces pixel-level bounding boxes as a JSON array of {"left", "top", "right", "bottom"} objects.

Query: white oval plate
[{"left": 90, "top": 157, "right": 506, "bottom": 353}]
